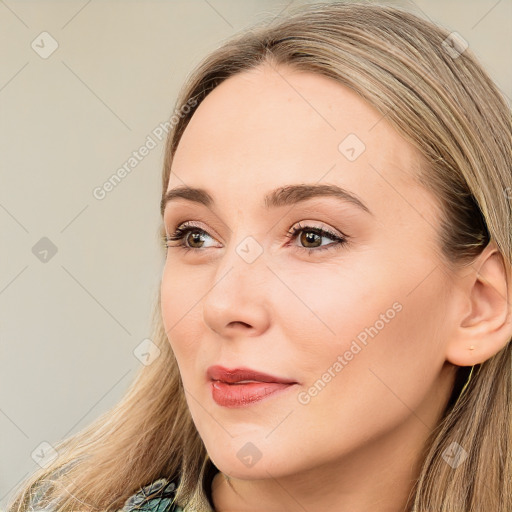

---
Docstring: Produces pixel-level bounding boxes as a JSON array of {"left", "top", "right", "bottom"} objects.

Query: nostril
[{"left": 229, "top": 321, "right": 251, "bottom": 328}]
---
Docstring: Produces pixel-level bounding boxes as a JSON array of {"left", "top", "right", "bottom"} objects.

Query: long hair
[{"left": 7, "top": 2, "right": 511, "bottom": 511}]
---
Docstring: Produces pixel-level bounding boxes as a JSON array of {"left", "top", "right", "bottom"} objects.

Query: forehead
[{"left": 168, "top": 63, "right": 427, "bottom": 219}]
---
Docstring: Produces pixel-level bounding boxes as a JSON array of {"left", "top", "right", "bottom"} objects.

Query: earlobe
[{"left": 445, "top": 244, "right": 512, "bottom": 367}]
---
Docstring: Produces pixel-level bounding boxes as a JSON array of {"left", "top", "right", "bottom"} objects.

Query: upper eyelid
[
  {"left": 163, "top": 202, "right": 353, "bottom": 234},
  {"left": 169, "top": 220, "right": 346, "bottom": 241},
  {"left": 162, "top": 208, "right": 231, "bottom": 232},
  {"left": 172, "top": 220, "right": 219, "bottom": 239}
]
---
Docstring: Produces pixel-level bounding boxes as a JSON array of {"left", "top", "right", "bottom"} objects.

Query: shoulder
[{"left": 121, "top": 478, "right": 183, "bottom": 512}]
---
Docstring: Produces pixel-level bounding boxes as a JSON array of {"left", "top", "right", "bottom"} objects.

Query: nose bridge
[
  {"left": 214, "top": 231, "right": 268, "bottom": 294},
  {"left": 217, "top": 203, "right": 267, "bottom": 277}
]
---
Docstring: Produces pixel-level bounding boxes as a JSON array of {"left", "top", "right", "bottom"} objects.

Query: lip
[
  {"left": 207, "top": 365, "right": 297, "bottom": 384},
  {"left": 207, "top": 365, "right": 298, "bottom": 408}
]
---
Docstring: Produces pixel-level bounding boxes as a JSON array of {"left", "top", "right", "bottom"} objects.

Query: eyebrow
[{"left": 160, "top": 183, "right": 372, "bottom": 216}]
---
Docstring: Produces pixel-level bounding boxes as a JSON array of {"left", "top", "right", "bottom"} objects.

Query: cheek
[
  {"left": 282, "top": 254, "right": 448, "bottom": 397},
  {"left": 160, "top": 263, "right": 205, "bottom": 370},
  {"left": 274, "top": 259, "right": 398, "bottom": 358}
]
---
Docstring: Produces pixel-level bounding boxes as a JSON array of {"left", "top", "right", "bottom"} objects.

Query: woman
[{"left": 8, "top": 2, "right": 511, "bottom": 511}]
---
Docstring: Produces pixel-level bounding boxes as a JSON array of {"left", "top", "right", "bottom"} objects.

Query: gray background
[{"left": 1, "top": 0, "right": 510, "bottom": 508}]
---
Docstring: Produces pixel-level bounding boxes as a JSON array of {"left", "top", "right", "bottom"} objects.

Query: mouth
[{"left": 207, "top": 365, "right": 298, "bottom": 408}]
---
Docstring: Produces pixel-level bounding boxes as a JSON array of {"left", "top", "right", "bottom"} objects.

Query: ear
[{"left": 445, "top": 242, "right": 512, "bottom": 367}]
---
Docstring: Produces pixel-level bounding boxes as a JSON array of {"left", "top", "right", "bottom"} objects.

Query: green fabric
[{"left": 121, "top": 478, "right": 183, "bottom": 512}]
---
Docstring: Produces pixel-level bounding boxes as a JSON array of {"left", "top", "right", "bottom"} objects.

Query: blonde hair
[{"left": 8, "top": 2, "right": 511, "bottom": 511}]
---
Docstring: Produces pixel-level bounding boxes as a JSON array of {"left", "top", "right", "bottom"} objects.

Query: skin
[{"left": 160, "top": 63, "right": 512, "bottom": 512}]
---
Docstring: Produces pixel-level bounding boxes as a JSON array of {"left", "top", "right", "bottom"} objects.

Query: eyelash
[{"left": 161, "top": 221, "right": 347, "bottom": 255}]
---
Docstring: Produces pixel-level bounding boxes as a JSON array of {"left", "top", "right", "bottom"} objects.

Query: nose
[{"left": 202, "top": 241, "right": 272, "bottom": 339}]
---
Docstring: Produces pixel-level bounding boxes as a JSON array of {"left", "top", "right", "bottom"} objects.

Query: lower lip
[{"left": 210, "top": 381, "right": 296, "bottom": 408}]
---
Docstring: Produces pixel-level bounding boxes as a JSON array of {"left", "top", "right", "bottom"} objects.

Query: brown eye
[
  {"left": 186, "top": 230, "right": 207, "bottom": 248},
  {"left": 300, "top": 230, "right": 322, "bottom": 248},
  {"left": 163, "top": 221, "right": 347, "bottom": 255},
  {"left": 286, "top": 222, "right": 348, "bottom": 254},
  {"left": 163, "top": 224, "right": 218, "bottom": 252}
]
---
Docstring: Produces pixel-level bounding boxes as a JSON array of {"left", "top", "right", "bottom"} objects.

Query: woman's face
[{"left": 160, "top": 63, "right": 458, "bottom": 480}]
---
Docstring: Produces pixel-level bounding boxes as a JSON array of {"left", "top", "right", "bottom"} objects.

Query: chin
[{"left": 207, "top": 440, "right": 300, "bottom": 480}]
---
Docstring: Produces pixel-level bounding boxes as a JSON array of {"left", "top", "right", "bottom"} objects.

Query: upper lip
[{"left": 207, "top": 365, "right": 297, "bottom": 384}]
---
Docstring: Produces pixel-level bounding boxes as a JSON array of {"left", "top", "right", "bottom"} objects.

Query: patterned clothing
[{"left": 121, "top": 478, "right": 184, "bottom": 512}]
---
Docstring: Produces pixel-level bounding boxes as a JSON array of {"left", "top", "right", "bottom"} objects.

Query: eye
[
  {"left": 284, "top": 222, "right": 347, "bottom": 254},
  {"left": 162, "top": 222, "right": 218, "bottom": 253},
  {"left": 162, "top": 221, "right": 348, "bottom": 255}
]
